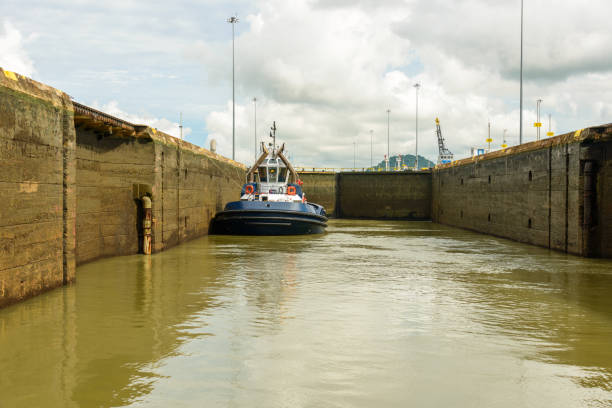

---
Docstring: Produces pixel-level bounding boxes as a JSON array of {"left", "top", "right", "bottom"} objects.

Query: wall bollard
[{"left": 141, "top": 196, "right": 152, "bottom": 255}]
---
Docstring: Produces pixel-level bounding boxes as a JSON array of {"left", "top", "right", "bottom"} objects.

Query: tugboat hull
[{"left": 211, "top": 202, "right": 327, "bottom": 236}]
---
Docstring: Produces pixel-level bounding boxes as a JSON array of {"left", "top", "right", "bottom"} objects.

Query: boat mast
[{"left": 270, "top": 121, "right": 277, "bottom": 156}]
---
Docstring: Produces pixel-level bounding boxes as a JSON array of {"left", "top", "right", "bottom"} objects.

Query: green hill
[{"left": 373, "top": 154, "right": 435, "bottom": 170}]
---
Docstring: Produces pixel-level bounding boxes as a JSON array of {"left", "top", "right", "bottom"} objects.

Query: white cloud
[
  {"left": 200, "top": 0, "right": 612, "bottom": 167},
  {"left": 2, "top": 1, "right": 611, "bottom": 167},
  {"left": 93, "top": 100, "right": 192, "bottom": 139},
  {"left": 0, "top": 21, "right": 35, "bottom": 77}
]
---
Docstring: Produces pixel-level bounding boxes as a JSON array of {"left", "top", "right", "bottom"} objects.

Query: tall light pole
[
  {"left": 386, "top": 109, "right": 390, "bottom": 171},
  {"left": 253, "top": 97, "right": 257, "bottom": 162},
  {"left": 369, "top": 129, "right": 373, "bottom": 168},
  {"left": 414, "top": 83, "right": 421, "bottom": 170},
  {"left": 353, "top": 141, "right": 356, "bottom": 169},
  {"left": 536, "top": 98, "right": 542, "bottom": 141},
  {"left": 227, "top": 15, "right": 239, "bottom": 160},
  {"left": 547, "top": 113, "right": 554, "bottom": 137},
  {"left": 179, "top": 112, "right": 183, "bottom": 140},
  {"left": 519, "top": 0, "right": 524, "bottom": 145}
]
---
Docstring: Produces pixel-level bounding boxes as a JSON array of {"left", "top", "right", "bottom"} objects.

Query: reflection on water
[{"left": 1, "top": 220, "right": 612, "bottom": 407}]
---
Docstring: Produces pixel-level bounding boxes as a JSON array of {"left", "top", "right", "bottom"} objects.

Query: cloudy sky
[{"left": 1, "top": 0, "right": 611, "bottom": 167}]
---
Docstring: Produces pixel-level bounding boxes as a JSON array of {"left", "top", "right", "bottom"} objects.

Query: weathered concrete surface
[
  {"left": 149, "top": 130, "right": 245, "bottom": 253},
  {"left": 297, "top": 172, "right": 336, "bottom": 216},
  {"left": 75, "top": 121, "right": 245, "bottom": 265},
  {"left": 337, "top": 172, "right": 432, "bottom": 219},
  {"left": 0, "top": 69, "right": 76, "bottom": 308},
  {"left": 432, "top": 124, "right": 612, "bottom": 258},
  {"left": 1, "top": 69, "right": 246, "bottom": 307},
  {"left": 75, "top": 129, "right": 156, "bottom": 264},
  {"left": 297, "top": 171, "right": 431, "bottom": 219}
]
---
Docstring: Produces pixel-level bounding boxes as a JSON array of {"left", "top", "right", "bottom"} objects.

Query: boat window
[
  {"left": 278, "top": 167, "right": 287, "bottom": 182},
  {"left": 258, "top": 167, "right": 267, "bottom": 182},
  {"left": 268, "top": 166, "right": 278, "bottom": 183}
]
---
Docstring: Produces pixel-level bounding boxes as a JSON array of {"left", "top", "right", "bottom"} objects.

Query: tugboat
[{"left": 211, "top": 122, "right": 328, "bottom": 235}]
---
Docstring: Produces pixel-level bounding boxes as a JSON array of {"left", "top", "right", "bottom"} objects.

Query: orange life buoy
[
  {"left": 287, "top": 186, "right": 296, "bottom": 195},
  {"left": 245, "top": 184, "right": 254, "bottom": 194}
]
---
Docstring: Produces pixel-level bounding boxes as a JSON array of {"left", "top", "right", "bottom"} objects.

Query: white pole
[
  {"left": 536, "top": 99, "right": 542, "bottom": 141},
  {"left": 370, "top": 129, "right": 373, "bottom": 168},
  {"left": 519, "top": 0, "right": 524, "bottom": 145},
  {"left": 414, "top": 83, "right": 421, "bottom": 170},
  {"left": 253, "top": 97, "right": 257, "bottom": 163},
  {"left": 227, "top": 15, "right": 239, "bottom": 160},
  {"left": 386, "top": 110, "right": 390, "bottom": 170}
]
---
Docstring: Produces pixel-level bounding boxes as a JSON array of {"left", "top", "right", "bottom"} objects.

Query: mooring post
[{"left": 141, "top": 196, "right": 152, "bottom": 255}]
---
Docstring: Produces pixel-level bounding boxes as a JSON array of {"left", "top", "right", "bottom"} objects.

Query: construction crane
[{"left": 435, "top": 117, "right": 453, "bottom": 164}]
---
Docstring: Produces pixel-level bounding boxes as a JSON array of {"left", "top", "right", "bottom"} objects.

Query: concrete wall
[
  {"left": 76, "top": 129, "right": 156, "bottom": 264},
  {"left": 0, "top": 70, "right": 245, "bottom": 307},
  {"left": 297, "top": 171, "right": 432, "bottom": 219},
  {"left": 151, "top": 132, "right": 244, "bottom": 252},
  {"left": 337, "top": 172, "right": 432, "bottom": 219},
  {"left": 432, "top": 125, "right": 612, "bottom": 258},
  {"left": 0, "top": 69, "right": 76, "bottom": 308},
  {"left": 297, "top": 172, "right": 336, "bottom": 215},
  {"left": 75, "top": 126, "right": 245, "bottom": 265}
]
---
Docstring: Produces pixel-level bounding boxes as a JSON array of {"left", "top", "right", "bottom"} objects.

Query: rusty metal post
[{"left": 141, "top": 196, "right": 152, "bottom": 255}]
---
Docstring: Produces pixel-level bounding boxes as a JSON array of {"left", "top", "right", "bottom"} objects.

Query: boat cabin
[
  {"left": 256, "top": 157, "right": 288, "bottom": 193},
  {"left": 243, "top": 141, "right": 303, "bottom": 202}
]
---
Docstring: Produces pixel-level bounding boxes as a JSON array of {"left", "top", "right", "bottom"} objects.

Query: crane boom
[{"left": 435, "top": 117, "right": 453, "bottom": 164}]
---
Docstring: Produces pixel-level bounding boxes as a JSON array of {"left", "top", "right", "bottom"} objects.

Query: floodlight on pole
[
  {"left": 414, "top": 83, "right": 421, "bottom": 170},
  {"left": 547, "top": 113, "right": 554, "bottom": 137},
  {"left": 369, "top": 129, "right": 373, "bottom": 168},
  {"left": 253, "top": 97, "right": 257, "bottom": 162},
  {"left": 179, "top": 112, "right": 183, "bottom": 140},
  {"left": 386, "top": 109, "right": 391, "bottom": 171},
  {"left": 535, "top": 98, "right": 543, "bottom": 141},
  {"left": 227, "top": 14, "right": 239, "bottom": 160}
]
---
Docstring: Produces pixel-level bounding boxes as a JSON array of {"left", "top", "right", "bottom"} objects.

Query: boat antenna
[{"left": 269, "top": 121, "right": 277, "bottom": 155}]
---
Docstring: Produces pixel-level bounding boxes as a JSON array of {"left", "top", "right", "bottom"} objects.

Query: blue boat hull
[{"left": 211, "top": 201, "right": 327, "bottom": 236}]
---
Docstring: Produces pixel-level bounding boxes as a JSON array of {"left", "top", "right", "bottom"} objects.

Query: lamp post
[
  {"left": 227, "top": 15, "right": 239, "bottom": 160},
  {"left": 179, "top": 112, "right": 183, "bottom": 140},
  {"left": 414, "top": 83, "right": 421, "bottom": 170},
  {"left": 536, "top": 98, "right": 542, "bottom": 141},
  {"left": 253, "top": 97, "right": 257, "bottom": 162},
  {"left": 353, "top": 141, "right": 356, "bottom": 169},
  {"left": 547, "top": 114, "right": 554, "bottom": 137},
  {"left": 369, "top": 129, "right": 373, "bottom": 168},
  {"left": 386, "top": 109, "right": 390, "bottom": 171},
  {"left": 519, "top": 0, "right": 524, "bottom": 145}
]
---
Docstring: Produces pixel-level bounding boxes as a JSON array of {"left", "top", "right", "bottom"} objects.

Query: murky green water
[{"left": 1, "top": 220, "right": 612, "bottom": 407}]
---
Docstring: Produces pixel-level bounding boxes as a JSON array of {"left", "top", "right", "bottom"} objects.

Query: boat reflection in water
[{"left": 212, "top": 122, "right": 327, "bottom": 235}]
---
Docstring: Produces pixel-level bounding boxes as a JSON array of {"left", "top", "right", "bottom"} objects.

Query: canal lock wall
[
  {"left": 299, "top": 125, "right": 612, "bottom": 258},
  {"left": 0, "top": 69, "right": 245, "bottom": 307},
  {"left": 1, "top": 70, "right": 611, "bottom": 308},
  {"left": 432, "top": 126, "right": 612, "bottom": 258}
]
